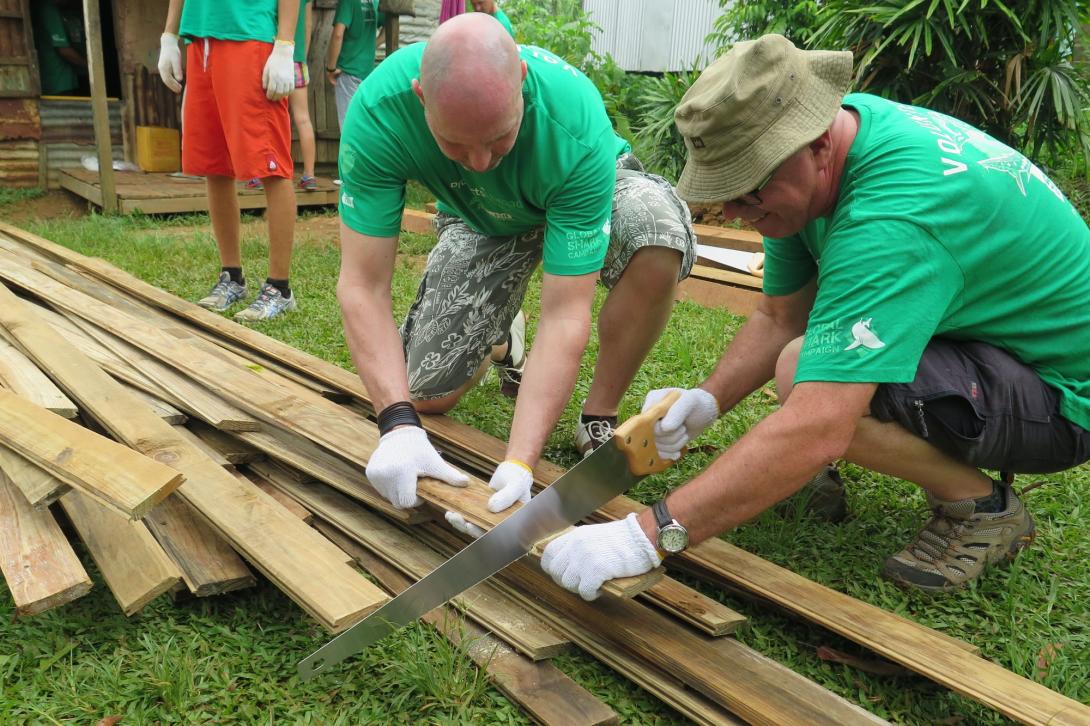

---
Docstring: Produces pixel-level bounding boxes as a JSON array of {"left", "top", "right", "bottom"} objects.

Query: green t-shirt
[
  {"left": 492, "top": 8, "right": 514, "bottom": 37},
  {"left": 293, "top": 0, "right": 311, "bottom": 62},
  {"left": 339, "top": 42, "right": 630, "bottom": 276},
  {"left": 179, "top": 0, "right": 278, "bottom": 42},
  {"left": 31, "top": 0, "right": 78, "bottom": 96},
  {"left": 333, "top": 0, "right": 384, "bottom": 79},
  {"left": 764, "top": 93, "right": 1090, "bottom": 430}
]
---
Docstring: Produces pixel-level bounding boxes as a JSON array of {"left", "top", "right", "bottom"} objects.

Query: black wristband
[
  {"left": 326, "top": 66, "right": 337, "bottom": 72},
  {"left": 377, "top": 401, "right": 422, "bottom": 436}
]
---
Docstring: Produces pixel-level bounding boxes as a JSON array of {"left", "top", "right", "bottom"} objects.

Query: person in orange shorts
[{"left": 158, "top": 0, "right": 301, "bottom": 322}]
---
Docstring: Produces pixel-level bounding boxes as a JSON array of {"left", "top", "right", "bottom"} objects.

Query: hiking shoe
[
  {"left": 492, "top": 310, "right": 526, "bottom": 398},
  {"left": 575, "top": 414, "right": 618, "bottom": 458},
  {"left": 299, "top": 175, "right": 318, "bottom": 191},
  {"left": 882, "top": 481, "right": 1036, "bottom": 593},
  {"left": 777, "top": 466, "right": 848, "bottom": 522},
  {"left": 197, "top": 271, "right": 247, "bottom": 312},
  {"left": 245, "top": 178, "right": 263, "bottom": 190},
  {"left": 233, "top": 282, "right": 297, "bottom": 322}
]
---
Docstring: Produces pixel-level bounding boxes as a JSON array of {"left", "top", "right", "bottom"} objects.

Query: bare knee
[
  {"left": 775, "top": 336, "right": 805, "bottom": 404},
  {"left": 619, "top": 246, "right": 682, "bottom": 295}
]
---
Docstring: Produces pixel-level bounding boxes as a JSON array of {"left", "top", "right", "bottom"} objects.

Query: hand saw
[{"left": 297, "top": 390, "right": 680, "bottom": 679}]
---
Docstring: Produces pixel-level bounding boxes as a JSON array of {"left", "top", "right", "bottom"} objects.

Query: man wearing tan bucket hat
[{"left": 541, "top": 33, "right": 1090, "bottom": 599}]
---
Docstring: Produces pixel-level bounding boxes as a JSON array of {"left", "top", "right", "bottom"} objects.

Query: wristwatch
[{"left": 652, "top": 499, "right": 688, "bottom": 555}]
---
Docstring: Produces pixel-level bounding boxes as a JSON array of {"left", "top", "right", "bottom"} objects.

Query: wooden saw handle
[{"left": 612, "top": 389, "right": 681, "bottom": 476}]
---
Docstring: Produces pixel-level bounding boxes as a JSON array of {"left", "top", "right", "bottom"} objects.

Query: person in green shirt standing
[
  {"left": 468, "top": 0, "right": 514, "bottom": 37},
  {"left": 31, "top": 0, "right": 86, "bottom": 96},
  {"left": 337, "top": 14, "right": 695, "bottom": 520},
  {"left": 157, "top": 0, "right": 302, "bottom": 322},
  {"left": 539, "top": 34, "right": 1090, "bottom": 601},
  {"left": 325, "top": 0, "right": 384, "bottom": 130}
]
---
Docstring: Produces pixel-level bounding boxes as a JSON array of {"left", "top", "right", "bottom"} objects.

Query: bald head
[{"left": 414, "top": 14, "right": 526, "bottom": 172}]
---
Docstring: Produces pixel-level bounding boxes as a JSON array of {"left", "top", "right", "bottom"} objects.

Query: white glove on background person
[
  {"left": 262, "top": 40, "right": 296, "bottom": 100},
  {"left": 158, "top": 33, "right": 183, "bottom": 93},
  {"left": 641, "top": 387, "right": 719, "bottom": 460},
  {"left": 540, "top": 513, "right": 662, "bottom": 601},
  {"left": 365, "top": 426, "right": 468, "bottom": 509},
  {"left": 486, "top": 460, "right": 533, "bottom": 512}
]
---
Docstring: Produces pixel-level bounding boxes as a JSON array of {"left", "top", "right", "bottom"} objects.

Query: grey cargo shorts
[
  {"left": 870, "top": 338, "right": 1090, "bottom": 474},
  {"left": 401, "top": 153, "right": 696, "bottom": 400}
]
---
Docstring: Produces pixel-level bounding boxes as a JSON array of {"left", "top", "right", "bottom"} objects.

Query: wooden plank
[
  {"left": 0, "top": 470, "right": 92, "bottom": 616},
  {"left": 677, "top": 275, "right": 760, "bottom": 317},
  {"left": 692, "top": 223, "right": 763, "bottom": 253},
  {"left": 59, "top": 489, "right": 182, "bottom": 614},
  {"left": 493, "top": 552, "right": 887, "bottom": 725},
  {"left": 688, "top": 263, "right": 763, "bottom": 290},
  {"left": 219, "top": 420, "right": 428, "bottom": 524},
  {"left": 143, "top": 494, "right": 256, "bottom": 597},
  {"left": 281, "top": 478, "right": 571, "bottom": 661},
  {"left": 0, "top": 441, "right": 69, "bottom": 507},
  {"left": 0, "top": 337, "right": 78, "bottom": 417},
  {"left": 246, "top": 472, "right": 314, "bottom": 524},
  {"left": 186, "top": 420, "right": 263, "bottom": 465},
  {"left": 317, "top": 522, "right": 619, "bottom": 726},
  {"left": 84, "top": 0, "right": 118, "bottom": 213},
  {"left": 125, "top": 384, "right": 187, "bottom": 424},
  {"left": 60, "top": 312, "right": 261, "bottom": 432},
  {"left": 0, "top": 278, "right": 386, "bottom": 632},
  {"left": 172, "top": 425, "right": 231, "bottom": 467},
  {"left": 0, "top": 389, "right": 184, "bottom": 520}
]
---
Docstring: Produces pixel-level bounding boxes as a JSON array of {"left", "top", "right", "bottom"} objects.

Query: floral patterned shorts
[{"left": 401, "top": 154, "right": 696, "bottom": 399}]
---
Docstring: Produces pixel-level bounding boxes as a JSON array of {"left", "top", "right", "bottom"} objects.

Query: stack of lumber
[{"left": 0, "top": 220, "right": 1086, "bottom": 725}]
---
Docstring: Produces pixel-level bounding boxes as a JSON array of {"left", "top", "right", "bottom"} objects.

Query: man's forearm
[
  {"left": 636, "top": 382, "right": 872, "bottom": 546},
  {"left": 505, "top": 316, "right": 590, "bottom": 467},
  {"left": 164, "top": 0, "right": 184, "bottom": 34},
  {"left": 339, "top": 287, "right": 413, "bottom": 411},
  {"left": 326, "top": 31, "right": 344, "bottom": 69},
  {"left": 701, "top": 306, "right": 801, "bottom": 411},
  {"left": 276, "top": 0, "right": 301, "bottom": 40}
]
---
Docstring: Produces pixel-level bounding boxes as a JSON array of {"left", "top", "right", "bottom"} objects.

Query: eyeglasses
[{"left": 732, "top": 169, "right": 776, "bottom": 207}]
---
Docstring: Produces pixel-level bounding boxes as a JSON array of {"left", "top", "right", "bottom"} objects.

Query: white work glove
[
  {"left": 262, "top": 40, "right": 296, "bottom": 101},
  {"left": 486, "top": 460, "right": 533, "bottom": 512},
  {"left": 444, "top": 511, "right": 485, "bottom": 538},
  {"left": 641, "top": 387, "right": 719, "bottom": 460},
  {"left": 365, "top": 426, "right": 469, "bottom": 509},
  {"left": 541, "top": 514, "right": 662, "bottom": 601},
  {"left": 158, "top": 33, "right": 183, "bottom": 93},
  {"left": 443, "top": 459, "right": 532, "bottom": 538}
]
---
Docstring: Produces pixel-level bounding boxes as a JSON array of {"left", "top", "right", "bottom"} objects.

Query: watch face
[{"left": 658, "top": 524, "right": 688, "bottom": 553}]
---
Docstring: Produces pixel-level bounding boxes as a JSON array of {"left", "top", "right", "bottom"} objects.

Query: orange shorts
[{"left": 181, "top": 39, "right": 292, "bottom": 181}]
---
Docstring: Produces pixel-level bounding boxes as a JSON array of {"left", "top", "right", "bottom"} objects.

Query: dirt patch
[{"left": 1, "top": 190, "right": 89, "bottom": 225}]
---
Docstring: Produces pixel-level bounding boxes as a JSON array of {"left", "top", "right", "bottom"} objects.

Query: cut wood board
[
  {"left": 0, "top": 337, "right": 78, "bottom": 418},
  {"left": 143, "top": 494, "right": 256, "bottom": 597},
  {"left": 0, "top": 389, "right": 184, "bottom": 520},
  {"left": 318, "top": 522, "right": 618, "bottom": 726},
  {"left": 0, "top": 443, "right": 69, "bottom": 507},
  {"left": 187, "top": 420, "right": 262, "bottom": 464},
  {"left": 59, "top": 489, "right": 182, "bottom": 615},
  {"left": 0, "top": 470, "right": 92, "bottom": 616}
]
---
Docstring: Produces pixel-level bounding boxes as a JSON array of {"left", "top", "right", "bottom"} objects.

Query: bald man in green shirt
[{"left": 338, "top": 14, "right": 695, "bottom": 518}]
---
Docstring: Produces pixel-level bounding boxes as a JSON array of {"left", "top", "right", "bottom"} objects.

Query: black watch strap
[{"left": 652, "top": 499, "right": 673, "bottom": 530}]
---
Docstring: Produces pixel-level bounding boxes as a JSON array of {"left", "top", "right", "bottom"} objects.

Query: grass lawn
[{"left": 1, "top": 197, "right": 1087, "bottom": 724}]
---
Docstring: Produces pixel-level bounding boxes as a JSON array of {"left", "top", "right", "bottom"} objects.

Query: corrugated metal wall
[
  {"left": 584, "top": 0, "right": 724, "bottom": 73},
  {"left": 40, "top": 97, "right": 123, "bottom": 188}
]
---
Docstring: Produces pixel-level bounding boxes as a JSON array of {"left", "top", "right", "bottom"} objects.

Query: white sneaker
[
  {"left": 575, "top": 414, "right": 618, "bottom": 458},
  {"left": 492, "top": 310, "right": 526, "bottom": 398},
  {"left": 197, "top": 271, "right": 247, "bottom": 312},
  {"left": 234, "top": 282, "right": 297, "bottom": 322}
]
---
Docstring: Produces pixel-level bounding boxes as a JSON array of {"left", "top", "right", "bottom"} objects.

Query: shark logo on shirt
[{"left": 844, "top": 318, "right": 885, "bottom": 351}]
